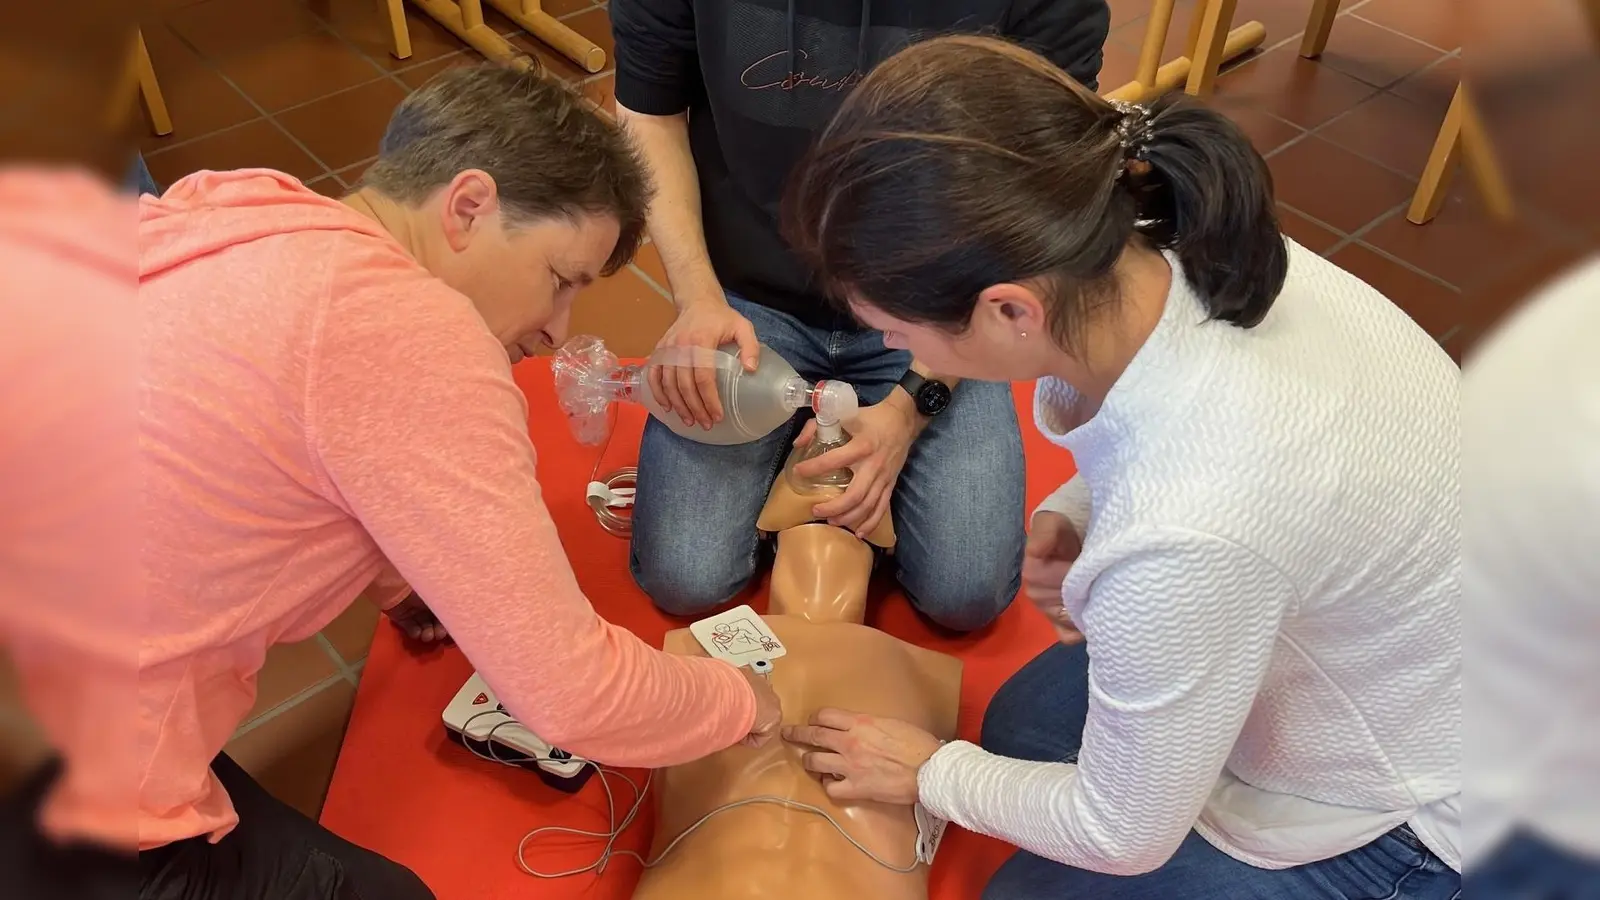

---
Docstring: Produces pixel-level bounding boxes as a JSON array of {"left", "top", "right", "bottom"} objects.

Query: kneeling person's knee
[
  {"left": 901, "top": 561, "right": 1020, "bottom": 633},
  {"left": 630, "top": 552, "right": 754, "bottom": 618}
]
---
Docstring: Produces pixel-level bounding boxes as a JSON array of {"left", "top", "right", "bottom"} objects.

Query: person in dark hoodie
[{"left": 612, "top": 0, "right": 1112, "bottom": 632}]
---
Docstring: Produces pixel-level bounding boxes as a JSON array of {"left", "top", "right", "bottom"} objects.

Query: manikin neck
[{"left": 766, "top": 524, "right": 873, "bottom": 625}]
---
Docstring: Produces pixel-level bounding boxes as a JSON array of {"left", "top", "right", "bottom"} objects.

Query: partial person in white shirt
[
  {"left": 779, "top": 35, "right": 1460, "bottom": 900},
  {"left": 1462, "top": 257, "right": 1600, "bottom": 894}
]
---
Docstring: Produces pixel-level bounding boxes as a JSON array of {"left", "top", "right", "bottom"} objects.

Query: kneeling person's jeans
[
  {"left": 979, "top": 643, "right": 1463, "bottom": 900},
  {"left": 629, "top": 295, "right": 1026, "bottom": 633},
  {"left": 127, "top": 154, "right": 160, "bottom": 196}
]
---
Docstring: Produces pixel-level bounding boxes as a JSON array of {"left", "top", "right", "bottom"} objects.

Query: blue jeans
[
  {"left": 1467, "top": 830, "right": 1600, "bottom": 898},
  {"left": 127, "top": 154, "right": 160, "bottom": 196},
  {"left": 629, "top": 295, "right": 1025, "bottom": 632},
  {"left": 981, "top": 643, "right": 1463, "bottom": 899}
]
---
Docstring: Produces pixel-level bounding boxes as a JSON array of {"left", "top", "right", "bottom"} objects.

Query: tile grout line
[
  {"left": 1277, "top": 202, "right": 1352, "bottom": 243},
  {"left": 628, "top": 261, "right": 673, "bottom": 300},
  {"left": 1324, "top": 205, "right": 1466, "bottom": 293},
  {"left": 244, "top": 20, "right": 404, "bottom": 178},
  {"left": 1345, "top": 14, "right": 1458, "bottom": 55},
  {"left": 1323, "top": 203, "right": 1403, "bottom": 257},
  {"left": 223, "top": 69, "right": 342, "bottom": 182},
  {"left": 1275, "top": 50, "right": 1467, "bottom": 187},
  {"left": 1387, "top": 47, "right": 1462, "bottom": 87},
  {"left": 1205, "top": 8, "right": 1457, "bottom": 126},
  {"left": 334, "top": 155, "right": 381, "bottom": 189},
  {"left": 301, "top": 7, "right": 422, "bottom": 95},
  {"left": 147, "top": 19, "right": 334, "bottom": 177},
  {"left": 148, "top": 16, "right": 488, "bottom": 161},
  {"left": 145, "top": 116, "right": 267, "bottom": 158},
  {"left": 233, "top": 672, "right": 349, "bottom": 739},
  {"left": 316, "top": 632, "right": 361, "bottom": 686},
  {"left": 144, "top": 20, "right": 378, "bottom": 176},
  {"left": 1261, "top": 128, "right": 1317, "bottom": 161},
  {"left": 1216, "top": 28, "right": 1472, "bottom": 330},
  {"left": 148, "top": 3, "right": 674, "bottom": 164}
]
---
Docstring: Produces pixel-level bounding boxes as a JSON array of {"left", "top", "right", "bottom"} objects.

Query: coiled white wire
[
  {"left": 459, "top": 710, "right": 921, "bottom": 878},
  {"left": 587, "top": 404, "right": 636, "bottom": 538}
]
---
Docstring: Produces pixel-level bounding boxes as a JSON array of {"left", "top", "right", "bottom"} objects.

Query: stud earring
[{"left": 1020, "top": 331, "right": 1028, "bottom": 339}]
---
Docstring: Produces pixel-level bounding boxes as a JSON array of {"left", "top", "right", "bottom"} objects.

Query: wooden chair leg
[
  {"left": 1300, "top": 0, "right": 1341, "bottom": 58},
  {"left": 1137, "top": 0, "right": 1179, "bottom": 88},
  {"left": 486, "top": 0, "right": 607, "bottom": 73},
  {"left": 406, "top": 0, "right": 533, "bottom": 70},
  {"left": 1184, "top": 0, "right": 1207, "bottom": 58},
  {"left": 1186, "top": 0, "right": 1239, "bottom": 97},
  {"left": 1406, "top": 89, "right": 1462, "bottom": 225},
  {"left": 134, "top": 31, "right": 173, "bottom": 136},
  {"left": 1408, "top": 84, "right": 1514, "bottom": 225},
  {"left": 1457, "top": 86, "right": 1513, "bottom": 219},
  {"left": 385, "top": 0, "right": 413, "bottom": 59}
]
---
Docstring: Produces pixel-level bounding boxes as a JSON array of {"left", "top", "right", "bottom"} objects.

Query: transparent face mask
[{"left": 551, "top": 335, "right": 624, "bottom": 446}]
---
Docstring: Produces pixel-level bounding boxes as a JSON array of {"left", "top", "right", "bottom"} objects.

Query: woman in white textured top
[{"left": 779, "top": 35, "right": 1461, "bottom": 899}]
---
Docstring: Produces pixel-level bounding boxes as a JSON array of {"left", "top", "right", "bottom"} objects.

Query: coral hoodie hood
[{"left": 139, "top": 169, "right": 389, "bottom": 280}]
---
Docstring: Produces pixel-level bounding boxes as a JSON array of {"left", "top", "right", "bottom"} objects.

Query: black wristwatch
[{"left": 897, "top": 370, "right": 953, "bottom": 418}]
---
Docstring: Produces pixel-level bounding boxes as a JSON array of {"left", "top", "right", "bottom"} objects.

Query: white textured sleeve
[
  {"left": 1033, "top": 474, "right": 1091, "bottom": 538},
  {"left": 918, "top": 530, "right": 1295, "bottom": 875}
]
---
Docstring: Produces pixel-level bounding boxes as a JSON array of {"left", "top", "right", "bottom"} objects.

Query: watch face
[{"left": 917, "top": 382, "right": 953, "bottom": 417}]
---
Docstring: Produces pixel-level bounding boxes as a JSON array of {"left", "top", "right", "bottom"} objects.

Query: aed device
[{"left": 441, "top": 673, "right": 594, "bottom": 794}]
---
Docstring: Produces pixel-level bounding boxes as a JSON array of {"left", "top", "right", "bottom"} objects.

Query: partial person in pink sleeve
[
  {"left": 132, "top": 63, "right": 776, "bottom": 899},
  {"left": 1, "top": 167, "right": 140, "bottom": 900}
]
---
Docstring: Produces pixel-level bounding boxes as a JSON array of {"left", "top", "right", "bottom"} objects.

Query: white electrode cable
[{"left": 459, "top": 709, "right": 921, "bottom": 878}]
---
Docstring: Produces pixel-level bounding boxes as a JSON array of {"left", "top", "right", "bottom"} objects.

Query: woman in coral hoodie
[{"left": 125, "top": 63, "right": 778, "bottom": 898}]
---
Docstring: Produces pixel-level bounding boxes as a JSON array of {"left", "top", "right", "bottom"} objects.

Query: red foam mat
[{"left": 320, "top": 360, "right": 1075, "bottom": 900}]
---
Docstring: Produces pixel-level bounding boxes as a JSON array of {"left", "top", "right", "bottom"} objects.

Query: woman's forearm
[
  {"left": 920, "top": 532, "right": 1295, "bottom": 875},
  {"left": 616, "top": 104, "right": 725, "bottom": 310}
]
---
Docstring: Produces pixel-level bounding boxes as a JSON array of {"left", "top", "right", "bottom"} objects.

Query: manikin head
[
  {"left": 786, "top": 36, "right": 1289, "bottom": 396},
  {"left": 348, "top": 63, "right": 650, "bottom": 364}
]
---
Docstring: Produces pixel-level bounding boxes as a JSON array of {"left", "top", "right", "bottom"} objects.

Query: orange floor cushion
[{"left": 320, "top": 359, "right": 1075, "bottom": 899}]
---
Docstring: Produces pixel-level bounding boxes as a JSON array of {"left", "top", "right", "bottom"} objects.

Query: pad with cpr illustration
[{"left": 690, "top": 605, "right": 788, "bottom": 667}]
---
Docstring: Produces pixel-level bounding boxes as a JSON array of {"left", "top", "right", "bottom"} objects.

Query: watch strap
[{"left": 898, "top": 369, "right": 928, "bottom": 398}]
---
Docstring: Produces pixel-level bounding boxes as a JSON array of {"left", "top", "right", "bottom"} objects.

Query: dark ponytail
[
  {"left": 785, "top": 34, "right": 1289, "bottom": 351},
  {"left": 1131, "top": 92, "right": 1287, "bottom": 327}
]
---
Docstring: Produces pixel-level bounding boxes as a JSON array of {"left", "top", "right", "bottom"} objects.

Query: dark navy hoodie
[{"left": 611, "top": 0, "right": 1112, "bottom": 329}]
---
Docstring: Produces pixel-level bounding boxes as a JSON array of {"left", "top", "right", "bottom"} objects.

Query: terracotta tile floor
[
  {"left": 139, "top": 0, "right": 1595, "bottom": 368},
  {"left": 131, "top": 0, "right": 1594, "bottom": 810}
]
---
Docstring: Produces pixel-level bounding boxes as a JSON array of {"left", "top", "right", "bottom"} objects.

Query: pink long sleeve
[
  {"left": 307, "top": 239, "right": 755, "bottom": 764},
  {"left": 1, "top": 170, "right": 140, "bottom": 851}
]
